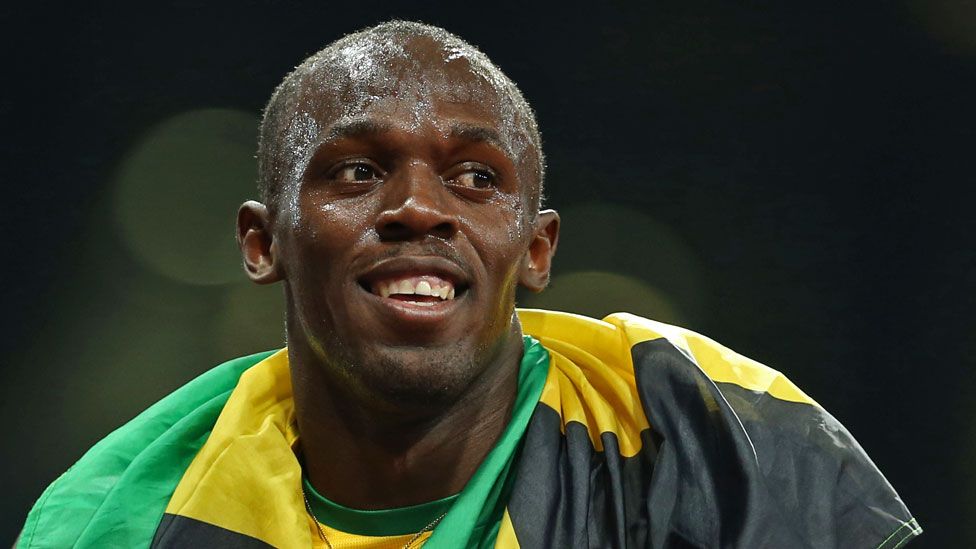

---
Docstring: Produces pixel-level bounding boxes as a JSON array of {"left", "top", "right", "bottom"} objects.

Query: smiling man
[
  {"left": 237, "top": 20, "right": 559, "bottom": 525},
  {"left": 18, "top": 21, "right": 919, "bottom": 549}
]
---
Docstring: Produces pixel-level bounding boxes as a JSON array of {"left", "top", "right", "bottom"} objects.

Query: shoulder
[{"left": 518, "top": 308, "right": 920, "bottom": 548}]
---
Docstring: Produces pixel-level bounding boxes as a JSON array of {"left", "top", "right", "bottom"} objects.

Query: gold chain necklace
[{"left": 301, "top": 486, "right": 447, "bottom": 549}]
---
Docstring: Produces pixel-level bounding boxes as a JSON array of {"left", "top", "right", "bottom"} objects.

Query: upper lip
[{"left": 358, "top": 255, "right": 471, "bottom": 291}]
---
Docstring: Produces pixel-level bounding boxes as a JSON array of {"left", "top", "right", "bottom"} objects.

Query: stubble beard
[{"left": 320, "top": 327, "right": 507, "bottom": 419}]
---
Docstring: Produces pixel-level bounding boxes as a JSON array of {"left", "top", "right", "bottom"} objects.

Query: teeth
[
  {"left": 398, "top": 280, "right": 416, "bottom": 294},
  {"left": 372, "top": 275, "right": 458, "bottom": 300}
]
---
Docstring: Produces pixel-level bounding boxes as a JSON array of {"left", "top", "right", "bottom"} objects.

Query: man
[{"left": 18, "top": 21, "right": 919, "bottom": 548}]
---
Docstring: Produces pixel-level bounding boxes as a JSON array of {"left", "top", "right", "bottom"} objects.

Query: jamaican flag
[{"left": 18, "top": 310, "right": 919, "bottom": 548}]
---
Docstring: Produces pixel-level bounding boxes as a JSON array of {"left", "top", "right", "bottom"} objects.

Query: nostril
[
  {"left": 375, "top": 212, "right": 459, "bottom": 241},
  {"left": 377, "top": 221, "right": 410, "bottom": 241},
  {"left": 431, "top": 221, "right": 457, "bottom": 239}
]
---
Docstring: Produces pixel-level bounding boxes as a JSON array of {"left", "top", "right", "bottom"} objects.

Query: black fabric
[
  {"left": 634, "top": 338, "right": 916, "bottom": 548},
  {"left": 151, "top": 513, "right": 276, "bottom": 548},
  {"left": 506, "top": 337, "right": 919, "bottom": 548},
  {"left": 634, "top": 338, "right": 806, "bottom": 548},
  {"left": 712, "top": 378, "right": 917, "bottom": 548},
  {"left": 507, "top": 408, "right": 658, "bottom": 548}
]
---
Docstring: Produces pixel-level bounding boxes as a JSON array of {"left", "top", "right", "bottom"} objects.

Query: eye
[
  {"left": 332, "top": 163, "right": 381, "bottom": 182},
  {"left": 450, "top": 167, "right": 496, "bottom": 189}
]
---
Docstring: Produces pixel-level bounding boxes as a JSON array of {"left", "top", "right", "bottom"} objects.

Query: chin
[{"left": 345, "top": 340, "right": 487, "bottom": 411}]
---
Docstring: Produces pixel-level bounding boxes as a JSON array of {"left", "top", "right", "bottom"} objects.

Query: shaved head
[{"left": 257, "top": 21, "right": 545, "bottom": 215}]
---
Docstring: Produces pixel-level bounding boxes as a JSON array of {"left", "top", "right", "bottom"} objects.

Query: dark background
[{"left": 2, "top": 1, "right": 973, "bottom": 546}]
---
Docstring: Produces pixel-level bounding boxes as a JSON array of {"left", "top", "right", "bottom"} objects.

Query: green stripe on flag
[
  {"left": 423, "top": 336, "right": 550, "bottom": 549},
  {"left": 19, "top": 350, "right": 275, "bottom": 549}
]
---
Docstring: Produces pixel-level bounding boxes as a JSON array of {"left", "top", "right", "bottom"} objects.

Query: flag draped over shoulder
[
  {"left": 511, "top": 310, "right": 920, "bottom": 548},
  {"left": 16, "top": 351, "right": 274, "bottom": 548},
  {"left": 18, "top": 310, "right": 920, "bottom": 548}
]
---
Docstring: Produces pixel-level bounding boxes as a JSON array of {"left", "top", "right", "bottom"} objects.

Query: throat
[
  {"left": 290, "top": 323, "right": 526, "bottom": 510},
  {"left": 300, "top": 409, "right": 510, "bottom": 509},
  {"left": 297, "top": 361, "right": 519, "bottom": 509}
]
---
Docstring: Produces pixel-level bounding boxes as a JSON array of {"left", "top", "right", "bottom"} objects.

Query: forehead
[{"left": 286, "top": 34, "right": 529, "bottom": 159}]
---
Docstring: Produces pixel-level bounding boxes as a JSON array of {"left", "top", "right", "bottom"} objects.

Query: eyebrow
[{"left": 448, "top": 123, "right": 508, "bottom": 153}]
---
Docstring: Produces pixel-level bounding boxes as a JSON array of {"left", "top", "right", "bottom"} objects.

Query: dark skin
[{"left": 236, "top": 36, "right": 559, "bottom": 509}]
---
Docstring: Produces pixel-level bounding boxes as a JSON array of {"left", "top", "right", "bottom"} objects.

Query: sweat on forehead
[{"left": 256, "top": 21, "right": 545, "bottom": 212}]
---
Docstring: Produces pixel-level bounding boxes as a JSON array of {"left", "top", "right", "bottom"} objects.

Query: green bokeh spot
[
  {"left": 114, "top": 108, "right": 259, "bottom": 286},
  {"left": 521, "top": 270, "right": 683, "bottom": 325},
  {"left": 214, "top": 282, "right": 287, "bottom": 358},
  {"left": 527, "top": 202, "right": 705, "bottom": 325}
]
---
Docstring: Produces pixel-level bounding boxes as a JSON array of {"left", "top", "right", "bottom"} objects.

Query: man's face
[{"left": 267, "top": 37, "right": 550, "bottom": 407}]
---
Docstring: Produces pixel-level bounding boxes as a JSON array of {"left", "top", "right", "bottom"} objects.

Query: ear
[
  {"left": 236, "top": 200, "right": 283, "bottom": 284},
  {"left": 519, "top": 209, "right": 560, "bottom": 292}
]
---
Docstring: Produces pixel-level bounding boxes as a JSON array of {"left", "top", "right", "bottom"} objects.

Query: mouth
[{"left": 357, "top": 256, "right": 471, "bottom": 310}]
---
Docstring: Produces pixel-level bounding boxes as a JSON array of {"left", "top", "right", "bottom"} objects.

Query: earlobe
[
  {"left": 237, "top": 200, "right": 282, "bottom": 284},
  {"left": 518, "top": 209, "right": 560, "bottom": 293}
]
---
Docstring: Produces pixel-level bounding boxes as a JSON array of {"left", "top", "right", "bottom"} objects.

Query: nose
[{"left": 374, "top": 165, "right": 459, "bottom": 242}]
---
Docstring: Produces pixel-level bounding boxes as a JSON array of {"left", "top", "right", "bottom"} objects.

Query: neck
[{"left": 290, "top": 327, "right": 523, "bottom": 510}]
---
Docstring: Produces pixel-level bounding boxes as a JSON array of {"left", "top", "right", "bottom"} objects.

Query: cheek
[
  {"left": 283, "top": 194, "right": 375, "bottom": 284},
  {"left": 298, "top": 187, "right": 375, "bottom": 239},
  {"left": 462, "top": 196, "right": 529, "bottom": 284}
]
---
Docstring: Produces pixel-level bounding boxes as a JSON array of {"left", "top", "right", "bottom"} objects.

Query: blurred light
[
  {"left": 535, "top": 202, "right": 706, "bottom": 325},
  {"left": 521, "top": 270, "right": 683, "bottom": 324},
  {"left": 907, "top": 0, "right": 976, "bottom": 55},
  {"left": 214, "top": 282, "right": 287, "bottom": 358},
  {"left": 33, "top": 276, "right": 216, "bottom": 448},
  {"left": 113, "top": 108, "right": 259, "bottom": 286}
]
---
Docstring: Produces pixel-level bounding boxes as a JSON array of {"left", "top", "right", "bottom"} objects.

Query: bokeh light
[
  {"left": 113, "top": 108, "right": 259, "bottom": 286},
  {"left": 23, "top": 265, "right": 222, "bottom": 452},
  {"left": 906, "top": 0, "right": 976, "bottom": 55},
  {"left": 522, "top": 202, "right": 706, "bottom": 326},
  {"left": 214, "top": 282, "right": 287, "bottom": 359},
  {"left": 521, "top": 270, "right": 683, "bottom": 324}
]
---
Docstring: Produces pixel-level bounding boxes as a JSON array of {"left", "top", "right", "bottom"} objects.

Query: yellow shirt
[{"left": 307, "top": 523, "right": 431, "bottom": 549}]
